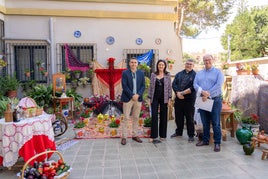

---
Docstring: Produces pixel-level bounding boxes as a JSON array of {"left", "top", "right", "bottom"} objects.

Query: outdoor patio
[{"left": 0, "top": 120, "right": 268, "bottom": 179}]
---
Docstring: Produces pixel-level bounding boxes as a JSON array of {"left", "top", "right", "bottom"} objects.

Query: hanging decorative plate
[
  {"left": 106, "top": 36, "right": 115, "bottom": 45},
  {"left": 136, "top": 38, "right": 143, "bottom": 45},
  {"left": 155, "top": 38, "right": 161, "bottom": 45},
  {"left": 74, "top": 30, "right": 81, "bottom": 38}
]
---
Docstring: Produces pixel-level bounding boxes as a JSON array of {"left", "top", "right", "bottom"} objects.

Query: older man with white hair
[{"left": 193, "top": 54, "right": 224, "bottom": 152}]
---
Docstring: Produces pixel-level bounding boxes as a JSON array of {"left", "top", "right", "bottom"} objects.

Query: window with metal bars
[
  {"left": 0, "top": 20, "right": 5, "bottom": 77},
  {"left": 60, "top": 44, "right": 95, "bottom": 82},
  {"left": 123, "top": 49, "right": 159, "bottom": 77},
  {"left": 14, "top": 45, "right": 48, "bottom": 83}
]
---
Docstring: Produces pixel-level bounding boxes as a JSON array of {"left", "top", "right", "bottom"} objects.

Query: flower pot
[
  {"left": 241, "top": 123, "right": 260, "bottom": 137},
  {"left": 223, "top": 69, "right": 230, "bottom": 76},
  {"left": 25, "top": 72, "right": 30, "bottom": 77},
  {"left": 74, "top": 128, "right": 85, "bottom": 138},
  {"left": 252, "top": 69, "right": 259, "bottom": 75},
  {"left": 236, "top": 70, "right": 250, "bottom": 75},
  {"left": 6, "top": 90, "right": 17, "bottom": 98},
  {"left": 143, "top": 127, "right": 151, "bottom": 137},
  {"left": 109, "top": 128, "right": 119, "bottom": 137}
]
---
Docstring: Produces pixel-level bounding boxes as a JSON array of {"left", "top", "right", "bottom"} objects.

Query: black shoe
[
  {"left": 196, "top": 141, "right": 209, "bottom": 146},
  {"left": 121, "top": 138, "right": 126, "bottom": 145},
  {"left": 132, "top": 137, "right": 143, "bottom": 143},
  {"left": 170, "top": 133, "right": 181, "bottom": 138},
  {"left": 153, "top": 139, "right": 162, "bottom": 144},
  {"left": 188, "top": 137, "right": 194, "bottom": 142},
  {"left": 214, "top": 144, "right": 221, "bottom": 152}
]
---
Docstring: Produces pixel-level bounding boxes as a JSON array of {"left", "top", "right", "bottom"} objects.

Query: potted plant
[
  {"left": 138, "top": 63, "right": 151, "bottom": 73},
  {"left": 0, "top": 58, "right": 7, "bottom": 70},
  {"left": 251, "top": 63, "right": 259, "bottom": 75},
  {"left": 222, "top": 62, "right": 230, "bottom": 76},
  {"left": 81, "top": 107, "right": 94, "bottom": 119},
  {"left": 236, "top": 63, "right": 251, "bottom": 75},
  {"left": 143, "top": 117, "right": 151, "bottom": 137},
  {"left": 108, "top": 117, "right": 120, "bottom": 137},
  {"left": 25, "top": 68, "right": 31, "bottom": 77},
  {"left": 0, "top": 96, "right": 9, "bottom": 118},
  {"left": 2, "top": 75, "right": 21, "bottom": 98},
  {"left": 78, "top": 77, "right": 90, "bottom": 87},
  {"left": 28, "top": 84, "right": 53, "bottom": 112},
  {"left": 73, "top": 70, "right": 81, "bottom": 79},
  {"left": 73, "top": 119, "right": 86, "bottom": 138}
]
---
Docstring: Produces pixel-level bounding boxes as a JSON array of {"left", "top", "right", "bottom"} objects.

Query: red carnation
[{"left": 115, "top": 119, "right": 120, "bottom": 125}]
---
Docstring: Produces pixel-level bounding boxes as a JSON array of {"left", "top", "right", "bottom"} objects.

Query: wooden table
[
  {"left": 0, "top": 113, "right": 56, "bottom": 167},
  {"left": 221, "top": 109, "right": 237, "bottom": 141}
]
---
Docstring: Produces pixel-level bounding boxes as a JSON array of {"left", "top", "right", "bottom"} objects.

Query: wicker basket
[
  {"left": 19, "top": 150, "right": 70, "bottom": 179},
  {"left": 35, "top": 107, "right": 43, "bottom": 116}
]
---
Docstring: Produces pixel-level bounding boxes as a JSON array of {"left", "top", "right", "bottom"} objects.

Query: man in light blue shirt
[{"left": 193, "top": 54, "right": 224, "bottom": 152}]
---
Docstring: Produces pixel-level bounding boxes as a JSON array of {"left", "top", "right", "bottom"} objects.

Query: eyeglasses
[{"left": 185, "top": 63, "right": 193, "bottom": 66}]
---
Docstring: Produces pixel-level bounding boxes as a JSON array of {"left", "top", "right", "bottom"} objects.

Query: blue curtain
[{"left": 136, "top": 50, "right": 153, "bottom": 66}]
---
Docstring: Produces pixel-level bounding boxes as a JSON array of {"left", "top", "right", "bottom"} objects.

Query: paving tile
[{"left": 1, "top": 120, "right": 268, "bottom": 179}]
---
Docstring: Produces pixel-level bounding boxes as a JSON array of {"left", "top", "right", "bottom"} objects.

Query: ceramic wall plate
[
  {"left": 136, "top": 38, "right": 143, "bottom": 45},
  {"left": 155, "top": 38, "right": 161, "bottom": 45},
  {"left": 74, "top": 30, "right": 81, "bottom": 38},
  {"left": 106, "top": 36, "right": 115, "bottom": 45}
]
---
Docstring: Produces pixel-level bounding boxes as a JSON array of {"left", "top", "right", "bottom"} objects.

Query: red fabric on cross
[{"left": 95, "top": 68, "right": 125, "bottom": 100}]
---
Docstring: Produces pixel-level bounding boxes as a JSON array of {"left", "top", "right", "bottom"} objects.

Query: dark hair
[{"left": 155, "top": 59, "right": 168, "bottom": 75}]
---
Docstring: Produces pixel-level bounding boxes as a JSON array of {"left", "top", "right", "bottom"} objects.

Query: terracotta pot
[
  {"left": 252, "top": 69, "right": 259, "bottom": 75},
  {"left": 7, "top": 90, "right": 17, "bottom": 98},
  {"left": 25, "top": 72, "right": 30, "bottom": 77},
  {"left": 236, "top": 70, "right": 250, "bottom": 75},
  {"left": 74, "top": 128, "right": 85, "bottom": 138}
]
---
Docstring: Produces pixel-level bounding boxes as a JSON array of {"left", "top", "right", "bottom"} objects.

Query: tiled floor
[{"left": 1, "top": 120, "right": 268, "bottom": 179}]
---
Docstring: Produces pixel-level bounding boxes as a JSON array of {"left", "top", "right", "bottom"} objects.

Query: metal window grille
[
  {"left": 0, "top": 20, "right": 5, "bottom": 77},
  {"left": 123, "top": 49, "right": 159, "bottom": 77},
  {"left": 57, "top": 43, "right": 96, "bottom": 82},
  {"left": 4, "top": 41, "right": 50, "bottom": 83}
]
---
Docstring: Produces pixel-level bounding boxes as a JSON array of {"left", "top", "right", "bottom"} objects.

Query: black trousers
[
  {"left": 150, "top": 97, "right": 168, "bottom": 139},
  {"left": 174, "top": 98, "right": 195, "bottom": 137}
]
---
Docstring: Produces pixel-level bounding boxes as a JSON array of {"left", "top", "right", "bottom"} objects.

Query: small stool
[{"left": 261, "top": 149, "right": 268, "bottom": 160}]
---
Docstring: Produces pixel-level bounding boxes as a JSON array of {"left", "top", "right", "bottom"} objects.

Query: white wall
[{"left": 4, "top": 15, "right": 183, "bottom": 74}]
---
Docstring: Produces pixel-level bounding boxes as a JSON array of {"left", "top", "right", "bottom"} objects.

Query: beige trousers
[{"left": 121, "top": 100, "right": 142, "bottom": 138}]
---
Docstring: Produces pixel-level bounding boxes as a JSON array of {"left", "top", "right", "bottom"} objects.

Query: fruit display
[
  {"left": 18, "top": 150, "right": 70, "bottom": 179},
  {"left": 21, "top": 159, "right": 70, "bottom": 179}
]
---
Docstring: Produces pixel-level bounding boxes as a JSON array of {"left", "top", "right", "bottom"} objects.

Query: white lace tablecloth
[{"left": 0, "top": 113, "right": 55, "bottom": 167}]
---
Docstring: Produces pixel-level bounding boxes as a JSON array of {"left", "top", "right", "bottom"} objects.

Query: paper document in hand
[{"left": 194, "top": 97, "right": 214, "bottom": 112}]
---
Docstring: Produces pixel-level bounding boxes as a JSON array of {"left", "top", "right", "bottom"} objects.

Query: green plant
[
  {"left": 222, "top": 62, "right": 229, "bottom": 70},
  {"left": 29, "top": 84, "right": 53, "bottom": 109},
  {"left": 251, "top": 63, "right": 259, "bottom": 70},
  {"left": 138, "top": 63, "right": 151, "bottom": 73},
  {"left": 74, "top": 120, "right": 86, "bottom": 128},
  {"left": 0, "top": 58, "right": 7, "bottom": 67},
  {"left": 21, "top": 80, "right": 37, "bottom": 96},
  {"left": 1, "top": 75, "right": 21, "bottom": 92},
  {"left": 81, "top": 107, "right": 94, "bottom": 118},
  {"left": 73, "top": 70, "right": 81, "bottom": 74},
  {"left": 241, "top": 114, "right": 259, "bottom": 125},
  {"left": 0, "top": 96, "right": 9, "bottom": 118},
  {"left": 66, "top": 88, "right": 83, "bottom": 104},
  {"left": 143, "top": 117, "right": 151, "bottom": 127},
  {"left": 233, "top": 110, "right": 242, "bottom": 122},
  {"left": 108, "top": 118, "right": 120, "bottom": 128}
]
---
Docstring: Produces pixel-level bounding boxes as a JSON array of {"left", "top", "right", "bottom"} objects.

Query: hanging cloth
[
  {"left": 64, "top": 44, "right": 89, "bottom": 71},
  {"left": 136, "top": 49, "right": 153, "bottom": 65}
]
